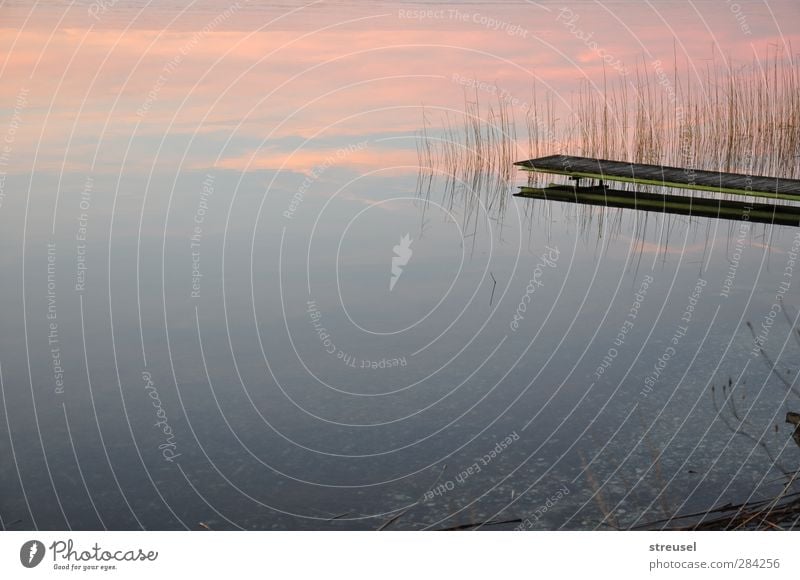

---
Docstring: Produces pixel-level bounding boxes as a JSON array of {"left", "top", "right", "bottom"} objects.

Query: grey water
[{"left": 1, "top": 0, "right": 799, "bottom": 530}]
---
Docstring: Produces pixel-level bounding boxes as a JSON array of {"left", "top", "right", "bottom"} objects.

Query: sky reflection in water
[{"left": 1, "top": 0, "right": 799, "bottom": 530}]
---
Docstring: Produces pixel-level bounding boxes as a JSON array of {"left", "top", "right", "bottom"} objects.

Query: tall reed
[{"left": 418, "top": 49, "right": 800, "bottom": 205}]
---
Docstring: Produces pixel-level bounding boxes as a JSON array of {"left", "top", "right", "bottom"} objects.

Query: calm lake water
[{"left": 1, "top": 0, "right": 799, "bottom": 530}]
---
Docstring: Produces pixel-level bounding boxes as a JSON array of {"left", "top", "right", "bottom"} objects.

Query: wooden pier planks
[{"left": 514, "top": 155, "right": 800, "bottom": 201}]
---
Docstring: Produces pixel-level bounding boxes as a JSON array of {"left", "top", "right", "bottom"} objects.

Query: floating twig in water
[
  {"left": 377, "top": 463, "right": 448, "bottom": 531},
  {"left": 489, "top": 272, "right": 497, "bottom": 306},
  {"left": 746, "top": 321, "right": 800, "bottom": 399},
  {"left": 437, "top": 518, "right": 522, "bottom": 531},
  {"left": 787, "top": 412, "right": 800, "bottom": 448}
]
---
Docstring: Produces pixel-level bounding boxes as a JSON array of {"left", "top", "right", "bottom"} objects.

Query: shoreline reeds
[{"left": 418, "top": 48, "right": 800, "bottom": 208}]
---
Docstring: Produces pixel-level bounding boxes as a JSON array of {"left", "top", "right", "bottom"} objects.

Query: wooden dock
[
  {"left": 515, "top": 185, "right": 800, "bottom": 227},
  {"left": 514, "top": 155, "right": 800, "bottom": 201}
]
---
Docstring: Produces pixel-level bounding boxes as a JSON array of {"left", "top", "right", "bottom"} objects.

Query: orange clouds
[
  {"left": 213, "top": 146, "right": 418, "bottom": 174},
  {"left": 2, "top": 2, "right": 797, "bottom": 176}
]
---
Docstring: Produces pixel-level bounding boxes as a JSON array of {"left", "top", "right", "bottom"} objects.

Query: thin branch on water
[
  {"left": 435, "top": 518, "right": 522, "bottom": 531},
  {"left": 746, "top": 321, "right": 800, "bottom": 399},
  {"left": 377, "top": 463, "right": 448, "bottom": 531}
]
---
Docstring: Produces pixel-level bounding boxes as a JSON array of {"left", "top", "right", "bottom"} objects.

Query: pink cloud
[
  {"left": 213, "top": 146, "right": 418, "bottom": 174},
  {"left": 1, "top": 3, "right": 796, "bottom": 175}
]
